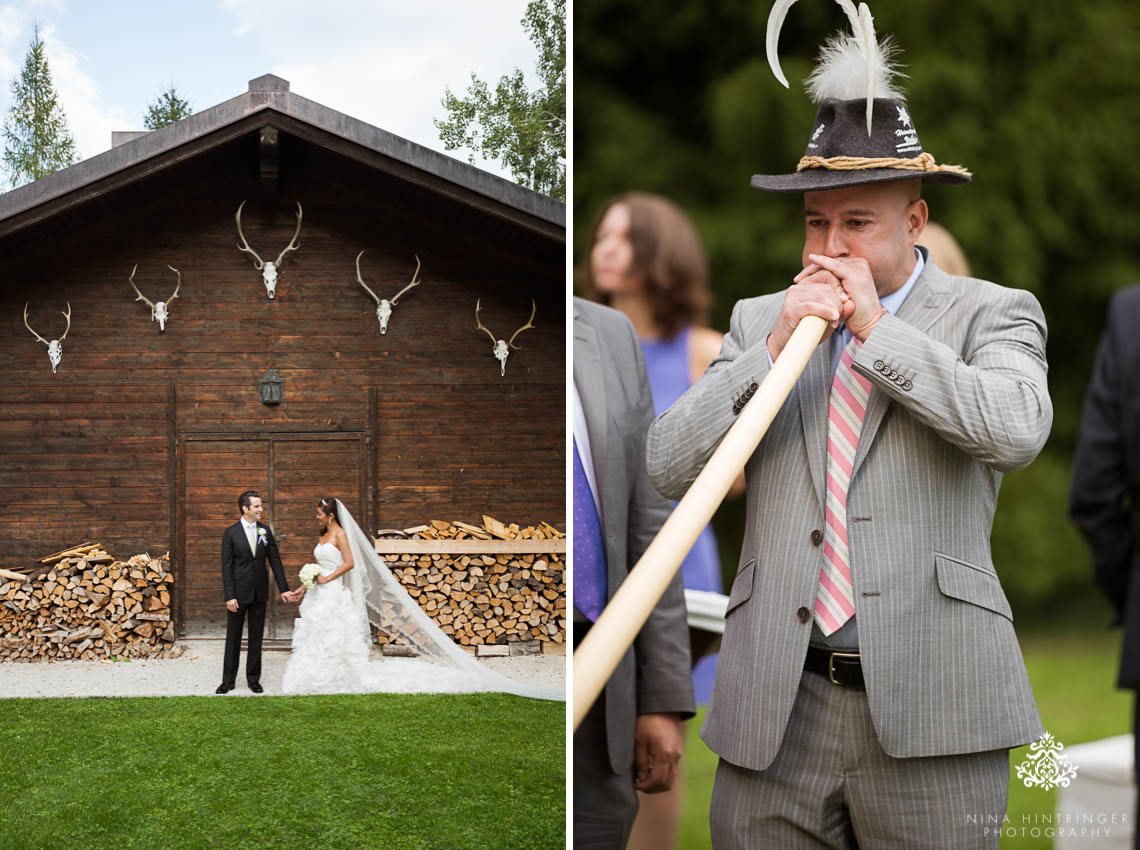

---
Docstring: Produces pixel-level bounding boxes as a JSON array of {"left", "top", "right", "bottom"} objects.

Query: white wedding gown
[
  {"left": 281, "top": 541, "right": 483, "bottom": 695},
  {"left": 280, "top": 500, "right": 562, "bottom": 701}
]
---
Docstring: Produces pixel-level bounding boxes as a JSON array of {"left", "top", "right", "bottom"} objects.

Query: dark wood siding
[{"left": 0, "top": 128, "right": 565, "bottom": 635}]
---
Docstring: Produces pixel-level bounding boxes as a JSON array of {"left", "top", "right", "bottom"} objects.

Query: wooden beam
[
  {"left": 167, "top": 381, "right": 177, "bottom": 631},
  {"left": 372, "top": 539, "right": 566, "bottom": 555},
  {"left": 259, "top": 126, "right": 279, "bottom": 201}
]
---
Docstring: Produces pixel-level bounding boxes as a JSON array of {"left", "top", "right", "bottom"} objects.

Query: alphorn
[{"left": 573, "top": 315, "right": 828, "bottom": 730}]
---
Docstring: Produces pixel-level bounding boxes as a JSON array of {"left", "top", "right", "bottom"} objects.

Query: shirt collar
[
  {"left": 879, "top": 246, "right": 924, "bottom": 316},
  {"left": 241, "top": 517, "right": 257, "bottom": 531}
]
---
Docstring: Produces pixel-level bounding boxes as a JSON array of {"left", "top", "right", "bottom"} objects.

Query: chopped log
[
  {"left": 38, "top": 543, "right": 97, "bottom": 565},
  {"left": 134, "top": 622, "right": 156, "bottom": 639},
  {"left": 453, "top": 521, "right": 492, "bottom": 540},
  {"left": 481, "top": 515, "right": 511, "bottom": 540}
]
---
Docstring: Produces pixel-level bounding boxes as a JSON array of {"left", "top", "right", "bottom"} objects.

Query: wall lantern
[{"left": 259, "top": 369, "right": 283, "bottom": 405}]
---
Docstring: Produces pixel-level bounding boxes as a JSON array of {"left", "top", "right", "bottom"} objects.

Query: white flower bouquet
[{"left": 298, "top": 563, "right": 321, "bottom": 589}]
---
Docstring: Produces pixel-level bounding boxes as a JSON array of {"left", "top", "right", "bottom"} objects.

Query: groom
[{"left": 217, "top": 490, "right": 292, "bottom": 694}]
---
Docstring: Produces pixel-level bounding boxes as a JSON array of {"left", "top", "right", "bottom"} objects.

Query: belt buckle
[{"left": 828, "top": 651, "right": 860, "bottom": 686}]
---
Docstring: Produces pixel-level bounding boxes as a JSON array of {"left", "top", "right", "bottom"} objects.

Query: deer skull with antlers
[
  {"left": 235, "top": 200, "right": 302, "bottom": 299},
  {"left": 129, "top": 264, "right": 181, "bottom": 331},
  {"left": 355, "top": 251, "right": 422, "bottom": 334},
  {"left": 474, "top": 299, "right": 536, "bottom": 377},
  {"left": 24, "top": 302, "right": 71, "bottom": 374}
]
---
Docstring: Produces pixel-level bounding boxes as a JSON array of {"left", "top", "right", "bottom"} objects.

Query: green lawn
[
  {"left": 0, "top": 693, "right": 564, "bottom": 850},
  {"left": 677, "top": 627, "right": 1131, "bottom": 849}
]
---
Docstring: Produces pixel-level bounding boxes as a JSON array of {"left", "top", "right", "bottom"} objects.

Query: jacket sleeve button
[
  {"left": 874, "top": 360, "right": 884, "bottom": 371},
  {"left": 903, "top": 380, "right": 913, "bottom": 391},
  {"left": 797, "top": 606, "right": 811, "bottom": 623}
]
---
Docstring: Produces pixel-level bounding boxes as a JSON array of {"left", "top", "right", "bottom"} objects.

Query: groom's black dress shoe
[
  {"left": 216, "top": 683, "right": 234, "bottom": 694},
  {"left": 249, "top": 682, "right": 264, "bottom": 693}
]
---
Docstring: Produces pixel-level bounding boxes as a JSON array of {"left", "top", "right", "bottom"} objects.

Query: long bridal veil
[{"left": 335, "top": 499, "right": 564, "bottom": 702}]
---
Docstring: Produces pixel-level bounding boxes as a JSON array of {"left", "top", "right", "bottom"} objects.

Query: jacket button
[
  {"left": 874, "top": 360, "right": 884, "bottom": 371},
  {"left": 797, "top": 606, "right": 811, "bottom": 623},
  {"left": 902, "top": 380, "right": 913, "bottom": 392},
  {"left": 810, "top": 529, "right": 823, "bottom": 546},
  {"left": 749, "top": 381, "right": 758, "bottom": 393}
]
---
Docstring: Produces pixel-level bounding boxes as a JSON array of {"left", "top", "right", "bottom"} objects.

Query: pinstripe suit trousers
[{"left": 710, "top": 670, "right": 1010, "bottom": 849}]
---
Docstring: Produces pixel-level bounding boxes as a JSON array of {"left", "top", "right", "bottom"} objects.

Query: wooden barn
[{"left": 0, "top": 74, "right": 565, "bottom": 642}]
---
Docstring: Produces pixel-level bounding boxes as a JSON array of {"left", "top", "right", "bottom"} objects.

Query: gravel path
[{"left": 0, "top": 640, "right": 566, "bottom": 699}]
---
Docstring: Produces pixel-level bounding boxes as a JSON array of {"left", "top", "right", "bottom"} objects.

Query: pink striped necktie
[{"left": 815, "top": 337, "right": 873, "bottom": 635}]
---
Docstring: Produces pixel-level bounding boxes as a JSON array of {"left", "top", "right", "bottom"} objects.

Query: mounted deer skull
[
  {"left": 235, "top": 200, "right": 302, "bottom": 299},
  {"left": 474, "top": 299, "right": 536, "bottom": 377},
  {"left": 355, "top": 251, "right": 422, "bottom": 334},
  {"left": 129, "top": 264, "right": 181, "bottom": 332},
  {"left": 23, "top": 301, "right": 71, "bottom": 374}
]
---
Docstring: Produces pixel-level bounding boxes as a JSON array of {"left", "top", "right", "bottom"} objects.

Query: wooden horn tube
[{"left": 573, "top": 315, "right": 828, "bottom": 731}]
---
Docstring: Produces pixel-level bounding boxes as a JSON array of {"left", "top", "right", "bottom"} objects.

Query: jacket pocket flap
[
  {"left": 935, "top": 553, "right": 1013, "bottom": 621},
  {"left": 726, "top": 558, "right": 757, "bottom": 615}
]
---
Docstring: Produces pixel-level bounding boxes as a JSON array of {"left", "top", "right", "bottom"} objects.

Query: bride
[{"left": 280, "top": 497, "right": 561, "bottom": 700}]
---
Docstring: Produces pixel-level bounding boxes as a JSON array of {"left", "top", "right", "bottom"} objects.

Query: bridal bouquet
[{"left": 298, "top": 563, "right": 321, "bottom": 589}]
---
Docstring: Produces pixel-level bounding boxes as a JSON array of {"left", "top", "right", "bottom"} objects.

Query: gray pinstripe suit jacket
[{"left": 646, "top": 255, "right": 1051, "bottom": 771}]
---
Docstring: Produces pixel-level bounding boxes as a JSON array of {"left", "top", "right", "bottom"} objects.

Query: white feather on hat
[{"left": 766, "top": 0, "right": 905, "bottom": 135}]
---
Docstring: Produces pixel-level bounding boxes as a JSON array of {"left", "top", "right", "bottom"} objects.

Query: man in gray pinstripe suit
[{"left": 645, "top": 45, "right": 1052, "bottom": 850}]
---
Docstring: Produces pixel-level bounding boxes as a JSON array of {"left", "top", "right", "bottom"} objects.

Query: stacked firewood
[
  {"left": 0, "top": 543, "right": 177, "bottom": 662},
  {"left": 377, "top": 516, "right": 565, "bottom": 649}
]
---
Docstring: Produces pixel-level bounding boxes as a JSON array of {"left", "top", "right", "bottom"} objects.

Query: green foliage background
[
  {"left": 574, "top": 0, "right": 1140, "bottom": 618},
  {"left": 437, "top": 0, "right": 566, "bottom": 200}
]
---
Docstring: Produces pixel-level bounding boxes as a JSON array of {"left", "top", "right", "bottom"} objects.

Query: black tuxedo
[
  {"left": 220, "top": 519, "right": 290, "bottom": 687},
  {"left": 1070, "top": 285, "right": 1140, "bottom": 849}
]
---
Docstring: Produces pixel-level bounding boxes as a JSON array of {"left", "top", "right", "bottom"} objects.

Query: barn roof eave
[{"left": 0, "top": 73, "right": 564, "bottom": 237}]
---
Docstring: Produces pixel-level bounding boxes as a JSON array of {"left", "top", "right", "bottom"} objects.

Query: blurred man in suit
[
  {"left": 1069, "top": 286, "right": 1140, "bottom": 848},
  {"left": 572, "top": 297, "right": 695, "bottom": 849}
]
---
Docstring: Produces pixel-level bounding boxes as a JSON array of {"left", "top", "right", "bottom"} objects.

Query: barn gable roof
[{"left": 0, "top": 73, "right": 564, "bottom": 240}]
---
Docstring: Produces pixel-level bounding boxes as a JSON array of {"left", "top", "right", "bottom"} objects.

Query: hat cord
[{"left": 796, "top": 151, "right": 971, "bottom": 177}]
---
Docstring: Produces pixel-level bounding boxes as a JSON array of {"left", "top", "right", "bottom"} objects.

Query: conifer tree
[
  {"left": 2, "top": 24, "right": 78, "bottom": 187},
  {"left": 144, "top": 84, "right": 192, "bottom": 130}
]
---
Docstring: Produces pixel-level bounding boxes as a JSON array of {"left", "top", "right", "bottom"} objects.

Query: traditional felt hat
[{"left": 752, "top": 0, "right": 970, "bottom": 193}]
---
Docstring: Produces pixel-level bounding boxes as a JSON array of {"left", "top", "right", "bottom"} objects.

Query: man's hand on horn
[
  {"left": 766, "top": 268, "right": 854, "bottom": 362},
  {"left": 801, "top": 254, "right": 888, "bottom": 342}
]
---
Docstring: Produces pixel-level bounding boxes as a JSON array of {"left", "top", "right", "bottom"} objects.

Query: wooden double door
[{"left": 179, "top": 433, "right": 367, "bottom": 639}]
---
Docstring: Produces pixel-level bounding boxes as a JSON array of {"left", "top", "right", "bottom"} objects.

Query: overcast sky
[{"left": 0, "top": 0, "right": 538, "bottom": 184}]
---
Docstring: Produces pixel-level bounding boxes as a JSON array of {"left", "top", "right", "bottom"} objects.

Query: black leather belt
[{"left": 805, "top": 645, "right": 865, "bottom": 690}]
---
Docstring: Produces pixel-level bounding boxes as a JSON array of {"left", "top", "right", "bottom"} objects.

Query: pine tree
[
  {"left": 144, "top": 84, "right": 192, "bottom": 130},
  {"left": 1, "top": 24, "right": 78, "bottom": 188},
  {"left": 435, "top": 0, "right": 565, "bottom": 200}
]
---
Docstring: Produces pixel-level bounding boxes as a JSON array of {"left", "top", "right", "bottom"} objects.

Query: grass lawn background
[
  {"left": 676, "top": 626, "right": 1132, "bottom": 849},
  {"left": 0, "top": 693, "right": 564, "bottom": 850}
]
